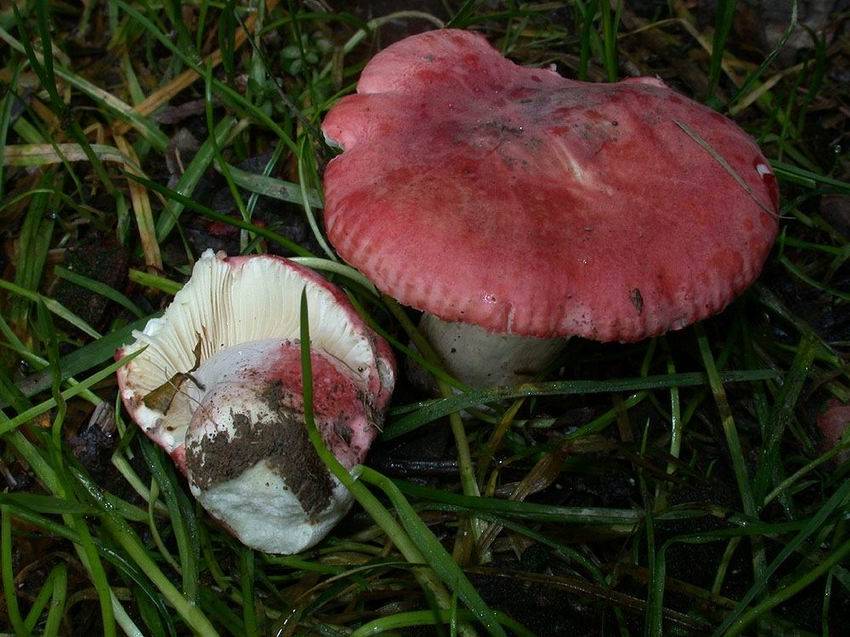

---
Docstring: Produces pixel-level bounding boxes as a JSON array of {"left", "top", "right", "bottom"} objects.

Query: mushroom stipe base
[{"left": 420, "top": 313, "right": 567, "bottom": 388}]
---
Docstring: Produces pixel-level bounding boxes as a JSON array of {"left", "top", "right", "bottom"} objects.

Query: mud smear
[{"left": 186, "top": 381, "right": 334, "bottom": 522}]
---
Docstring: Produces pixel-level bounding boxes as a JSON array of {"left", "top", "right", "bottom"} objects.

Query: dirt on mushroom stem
[{"left": 185, "top": 398, "right": 335, "bottom": 522}]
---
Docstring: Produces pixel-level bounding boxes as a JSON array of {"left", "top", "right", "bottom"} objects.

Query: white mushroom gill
[{"left": 118, "top": 249, "right": 383, "bottom": 452}]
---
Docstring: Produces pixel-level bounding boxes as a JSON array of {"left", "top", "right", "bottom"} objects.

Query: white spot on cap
[
  {"left": 506, "top": 306, "right": 516, "bottom": 333},
  {"left": 756, "top": 163, "right": 771, "bottom": 176}
]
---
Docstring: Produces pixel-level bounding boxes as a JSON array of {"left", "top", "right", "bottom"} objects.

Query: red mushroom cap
[
  {"left": 322, "top": 29, "right": 779, "bottom": 342},
  {"left": 817, "top": 398, "right": 850, "bottom": 453}
]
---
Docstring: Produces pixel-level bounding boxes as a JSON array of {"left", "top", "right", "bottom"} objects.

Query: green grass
[{"left": 1, "top": 1, "right": 849, "bottom": 635}]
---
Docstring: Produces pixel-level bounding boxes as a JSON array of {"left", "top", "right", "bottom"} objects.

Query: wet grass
[{"left": 1, "top": 0, "right": 850, "bottom": 635}]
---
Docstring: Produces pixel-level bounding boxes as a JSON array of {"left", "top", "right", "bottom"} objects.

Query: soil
[
  {"left": 52, "top": 232, "right": 129, "bottom": 330},
  {"left": 68, "top": 402, "right": 118, "bottom": 480}
]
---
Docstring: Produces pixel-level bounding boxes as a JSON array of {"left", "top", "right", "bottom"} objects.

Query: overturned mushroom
[
  {"left": 117, "top": 250, "right": 395, "bottom": 554},
  {"left": 322, "top": 29, "right": 779, "bottom": 387}
]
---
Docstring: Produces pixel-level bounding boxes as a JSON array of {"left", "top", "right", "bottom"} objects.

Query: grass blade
[
  {"left": 54, "top": 266, "right": 145, "bottom": 319},
  {"left": 298, "top": 290, "right": 505, "bottom": 636},
  {"left": 713, "top": 478, "right": 850, "bottom": 635},
  {"left": 384, "top": 369, "right": 779, "bottom": 439},
  {"left": 154, "top": 115, "right": 238, "bottom": 241},
  {"left": 1, "top": 505, "right": 28, "bottom": 635},
  {"left": 707, "top": 0, "right": 737, "bottom": 101},
  {"left": 0, "top": 349, "right": 141, "bottom": 436},
  {"left": 0, "top": 277, "right": 101, "bottom": 338}
]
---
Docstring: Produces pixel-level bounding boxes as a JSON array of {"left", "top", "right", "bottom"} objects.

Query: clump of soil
[
  {"left": 185, "top": 380, "right": 334, "bottom": 520},
  {"left": 52, "top": 232, "right": 129, "bottom": 329}
]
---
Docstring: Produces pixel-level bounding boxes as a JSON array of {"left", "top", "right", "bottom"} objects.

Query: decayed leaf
[
  {"left": 3, "top": 143, "right": 128, "bottom": 167},
  {"left": 142, "top": 337, "right": 203, "bottom": 413},
  {"left": 113, "top": 134, "right": 162, "bottom": 270},
  {"left": 478, "top": 445, "right": 571, "bottom": 557}
]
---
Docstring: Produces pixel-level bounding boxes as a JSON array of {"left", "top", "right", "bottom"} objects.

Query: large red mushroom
[{"left": 322, "top": 29, "right": 779, "bottom": 387}]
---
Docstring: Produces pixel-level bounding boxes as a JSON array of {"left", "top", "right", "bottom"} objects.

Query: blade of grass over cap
[
  {"left": 297, "top": 136, "right": 338, "bottom": 261},
  {"left": 291, "top": 258, "right": 377, "bottom": 294},
  {"left": 298, "top": 290, "right": 506, "bottom": 637}
]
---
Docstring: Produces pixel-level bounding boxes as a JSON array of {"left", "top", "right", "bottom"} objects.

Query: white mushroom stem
[
  {"left": 147, "top": 338, "right": 373, "bottom": 554},
  {"left": 419, "top": 314, "right": 567, "bottom": 388}
]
